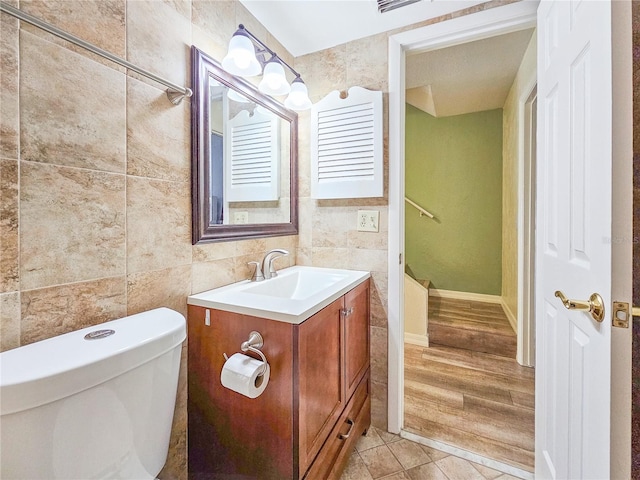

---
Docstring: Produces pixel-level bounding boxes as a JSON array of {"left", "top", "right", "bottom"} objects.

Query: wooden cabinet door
[
  {"left": 188, "top": 306, "right": 295, "bottom": 480},
  {"left": 343, "top": 279, "right": 370, "bottom": 401},
  {"left": 297, "top": 296, "right": 344, "bottom": 475}
]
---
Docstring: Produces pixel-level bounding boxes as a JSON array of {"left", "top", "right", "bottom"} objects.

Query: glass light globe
[
  {"left": 222, "top": 33, "right": 261, "bottom": 77},
  {"left": 259, "top": 60, "right": 291, "bottom": 96},
  {"left": 285, "top": 78, "right": 312, "bottom": 110}
]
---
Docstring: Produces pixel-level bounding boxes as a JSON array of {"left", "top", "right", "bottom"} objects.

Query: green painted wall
[{"left": 405, "top": 105, "right": 503, "bottom": 295}]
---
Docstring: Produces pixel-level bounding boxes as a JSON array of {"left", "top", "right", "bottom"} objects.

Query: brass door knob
[{"left": 554, "top": 291, "right": 605, "bottom": 322}]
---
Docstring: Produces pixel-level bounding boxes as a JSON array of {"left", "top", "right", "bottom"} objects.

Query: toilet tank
[{"left": 0, "top": 307, "right": 186, "bottom": 480}]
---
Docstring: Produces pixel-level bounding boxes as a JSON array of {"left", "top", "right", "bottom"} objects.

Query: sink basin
[
  {"left": 242, "top": 269, "right": 352, "bottom": 300},
  {"left": 187, "top": 266, "right": 370, "bottom": 324}
]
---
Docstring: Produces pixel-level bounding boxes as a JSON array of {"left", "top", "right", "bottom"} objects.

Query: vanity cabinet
[{"left": 188, "top": 278, "right": 370, "bottom": 480}]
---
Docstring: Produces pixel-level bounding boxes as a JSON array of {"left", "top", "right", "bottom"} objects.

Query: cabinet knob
[{"left": 341, "top": 307, "right": 354, "bottom": 317}]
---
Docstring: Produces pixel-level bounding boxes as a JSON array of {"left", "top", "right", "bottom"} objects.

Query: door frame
[
  {"left": 609, "top": 1, "right": 633, "bottom": 477},
  {"left": 387, "top": 0, "right": 539, "bottom": 434},
  {"left": 518, "top": 84, "right": 537, "bottom": 367}
]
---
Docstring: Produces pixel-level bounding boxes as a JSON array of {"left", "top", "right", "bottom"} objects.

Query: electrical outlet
[
  {"left": 234, "top": 211, "right": 249, "bottom": 224},
  {"left": 357, "top": 210, "right": 379, "bottom": 232}
]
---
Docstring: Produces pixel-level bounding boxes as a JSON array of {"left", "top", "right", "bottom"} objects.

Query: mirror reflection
[
  {"left": 208, "top": 80, "right": 290, "bottom": 226},
  {"left": 191, "top": 46, "right": 298, "bottom": 244}
]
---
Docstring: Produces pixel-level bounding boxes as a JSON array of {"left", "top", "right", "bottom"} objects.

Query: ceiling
[
  {"left": 406, "top": 28, "right": 536, "bottom": 117},
  {"left": 239, "top": 0, "right": 488, "bottom": 57},
  {"left": 240, "top": 1, "right": 535, "bottom": 118}
]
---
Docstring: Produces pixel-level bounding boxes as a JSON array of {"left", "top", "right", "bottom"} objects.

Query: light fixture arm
[{"left": 236, "top": 24, "right": 302, "bottom": 80}]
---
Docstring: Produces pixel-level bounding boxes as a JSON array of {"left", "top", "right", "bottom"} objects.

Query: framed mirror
[{"left": 191, "top": 46, "right": 298, "bottom": 243}]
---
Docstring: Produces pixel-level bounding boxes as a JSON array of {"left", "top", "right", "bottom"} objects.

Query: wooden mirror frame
[{"left": 191, "top": 46, "right": 298, "bottom": 244}]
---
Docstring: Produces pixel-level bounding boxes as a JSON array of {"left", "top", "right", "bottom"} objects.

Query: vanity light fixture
[
  {"left": 221, "top": 27, "right": 261, "bottom": 76},
  {"left": 259, "top": 56, "right": 291, "bottom": 96},
  {"left": 284, "top": 78, "right": 312, "bottom": 111},
  {"left": 222, "top": 24, "right": 312, "bottom": 110}
]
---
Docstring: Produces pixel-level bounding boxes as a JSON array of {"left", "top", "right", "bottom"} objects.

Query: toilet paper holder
[{"left": 223, "top": 331, "right": 268, "bottom": 376}]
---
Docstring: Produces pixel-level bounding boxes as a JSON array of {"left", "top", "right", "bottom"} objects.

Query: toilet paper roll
[{"left": 220, "top": 353, "right": 270, "bottom": 399}]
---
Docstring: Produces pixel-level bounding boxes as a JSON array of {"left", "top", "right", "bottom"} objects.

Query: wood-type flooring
[
  {"left": 427, "top": 296, "right": 517, "bottom": 358},
  {"left": 404, "top": 296, "right": 535, "bottom": 472}
]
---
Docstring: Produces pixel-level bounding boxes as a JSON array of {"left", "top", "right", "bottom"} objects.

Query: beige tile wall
[
  {"left": 0, "top": 1, "right": 508, "bottom": 478},
  {"left": 0, "top": 2, "right": 296, "bottom": 479}
]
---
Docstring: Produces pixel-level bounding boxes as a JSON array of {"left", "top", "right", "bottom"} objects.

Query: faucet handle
[{"left": 247, "top": 261, "right": 264, "bottom": 282}]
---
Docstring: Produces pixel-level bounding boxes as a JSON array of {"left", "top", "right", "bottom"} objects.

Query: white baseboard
[
  {"left": 501, "top": 300, "right": 518, "bottom": 334},
  {"left": 404, "top": 332, "right": 429, "bottom": 348},
  {"left": 429, "top": 289, "right": 502, "bottom": 304}
]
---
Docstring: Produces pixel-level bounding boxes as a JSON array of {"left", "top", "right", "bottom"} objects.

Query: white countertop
[{"left": 187, "top": 265, "right": 370, "bottom": 324}]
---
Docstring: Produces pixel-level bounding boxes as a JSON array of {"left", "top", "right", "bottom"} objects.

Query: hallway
[{"left": 404, "top": 297, "right": 535, "bottom": 472}]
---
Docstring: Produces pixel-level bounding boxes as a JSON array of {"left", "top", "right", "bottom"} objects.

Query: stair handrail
[{"left": 405, "top": 197, "right": 435, "bottom": 220}]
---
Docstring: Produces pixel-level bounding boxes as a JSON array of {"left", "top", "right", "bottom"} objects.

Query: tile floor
[{"left": 340, "top": 426, "right": 524, "bottom": 480}]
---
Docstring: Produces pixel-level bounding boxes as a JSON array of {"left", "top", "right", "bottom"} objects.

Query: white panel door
[{"left": 535, "top": 1, "right": 612, "bottom": 479}]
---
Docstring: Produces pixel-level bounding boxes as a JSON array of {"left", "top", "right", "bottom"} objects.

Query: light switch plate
[
  {"left": 357, "top": 210, "right": 379, "bottom": 232},
  {"left": 234, "top": 211, "right": 249, "bottom": 224}
]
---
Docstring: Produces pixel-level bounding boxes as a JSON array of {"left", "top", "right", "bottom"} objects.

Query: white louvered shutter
[
  {"left": 225, "top": 109, "right": 280, "bottom": 202},
  {"left": 311, "top": 86, "right": 383, "bottom": 199}
]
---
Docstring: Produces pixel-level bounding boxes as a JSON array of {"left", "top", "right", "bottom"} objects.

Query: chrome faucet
[{"left": 261, "top": 249, "right": 289, "bottom": 280}]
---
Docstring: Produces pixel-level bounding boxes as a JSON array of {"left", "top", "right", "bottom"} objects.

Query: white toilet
[{"left": 0, "top": 307, "right": 186, "bottom": 480}]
